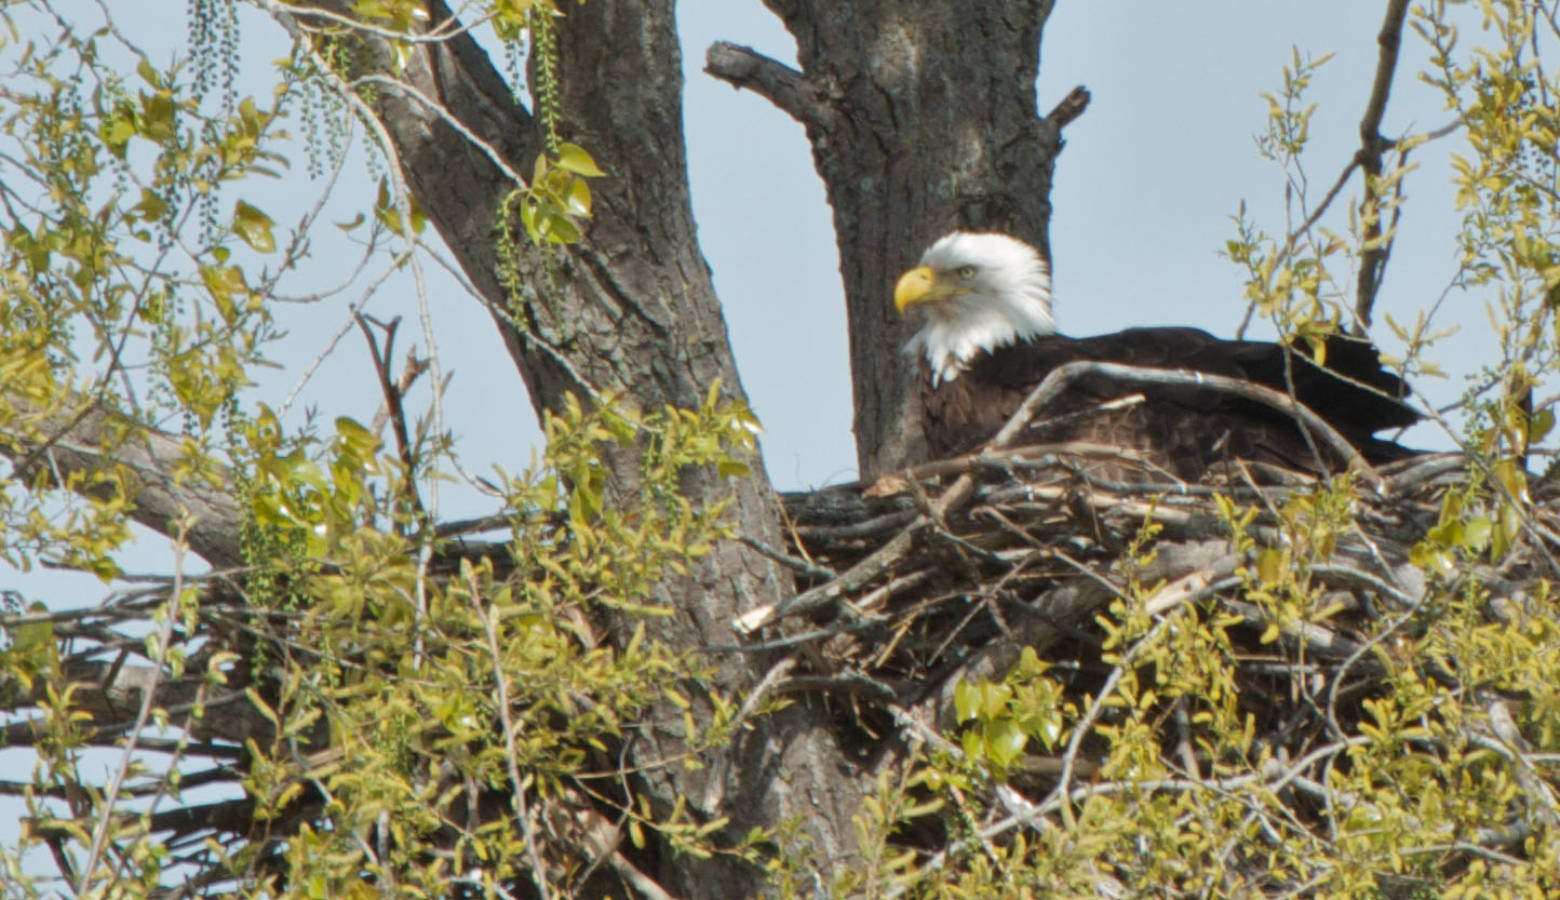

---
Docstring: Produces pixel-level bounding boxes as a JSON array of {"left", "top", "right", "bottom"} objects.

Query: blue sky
[
  {"left": 0, "top": 2, "right": 1486, "bottom": 555},
  {"left": 127, "top": 1, "right": 1479, "bottom": 503},
  {"left": 0, "top": 0, "right": 1506, "bottom": 876},
  {"left": 102, "top": 2, "right": 1484, "bottom": 500},
  {"left": 686, "top": 2, "right": 1480, "bottom": 490},
  {"left": 0, "top": 0, "right": 1492, "bottom": 617}
]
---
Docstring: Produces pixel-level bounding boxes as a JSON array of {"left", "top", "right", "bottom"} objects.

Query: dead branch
[
  {"left": 1045, "top": 86, "right": 1091, "bottom": 129},
  {"left": 357, "top": 313, "right": 428, "bottom": 523}
]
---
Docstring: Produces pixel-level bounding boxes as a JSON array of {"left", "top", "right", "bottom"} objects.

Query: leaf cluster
[{"left": 2, "top": 387, "right": 763, "bottom": 897}]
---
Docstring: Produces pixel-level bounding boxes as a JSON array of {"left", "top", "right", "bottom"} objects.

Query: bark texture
[
  {"left": 708, "top": 0, "right": 1068, "bottom": 477},
  {"left": 354, "top": 2, "right": 864, "bottom": 895},
  {"left": 0, "top": 2, "right": 1077, "bottom": 894}
]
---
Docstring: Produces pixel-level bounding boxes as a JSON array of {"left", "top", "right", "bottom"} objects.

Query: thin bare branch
[{"left": 1354, "top": 0, "right": 1412, "bottom": 328}]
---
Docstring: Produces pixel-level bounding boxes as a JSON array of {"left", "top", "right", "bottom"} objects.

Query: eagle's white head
[{"left": 895, "top": 231, "right": 1055, "bottom": 384}]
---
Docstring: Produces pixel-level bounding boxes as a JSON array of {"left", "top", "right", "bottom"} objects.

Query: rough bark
[
  {"left": 707, "top": 0, "right": 1069, "bottom": 478},
  {"left": 340, "top": 1, "right": 864, "bottom": 894},
  {"left": 0, "top": 395, "right": 243, "bottom": 567},
  {"left": 2, "top": 2, "right": 1079, "bottom": 894}
]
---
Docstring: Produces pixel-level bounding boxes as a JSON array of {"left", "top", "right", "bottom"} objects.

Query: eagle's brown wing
[{"left": 920, "top": 327, "right": 1417, "bottom": 482}]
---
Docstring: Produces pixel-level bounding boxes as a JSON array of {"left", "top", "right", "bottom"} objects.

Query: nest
[{"left": 757, "top": 439, "right": 1560, "bottom": 890}]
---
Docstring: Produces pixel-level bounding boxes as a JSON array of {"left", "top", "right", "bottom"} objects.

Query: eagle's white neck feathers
[{"left": 901, "top": 232, "right": 1055, "bottom": 385}]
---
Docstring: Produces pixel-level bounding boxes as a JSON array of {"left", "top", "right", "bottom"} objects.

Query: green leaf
[
  {"left": 539, "top": 208, "right": 581, "bottom": 244},
  {"left": 132, "top": 189, "right": 167, "bottom": 223},
  {"left": 200, "top": 264, "right": 245, "bottom": 322},
  {"left": 1463, "top": 516, "right": 1493, "bottom": 552},
  {"left": 565, "top": 176, "right": 592, "bottom": 216},
  {"left": 334, "top": 417, "right": 378, "bottom": 455},
  {"left": 1494, "top": 502, "right": 1521, "bottom": 560},
  {"left": 1409, "top": 541, "right": 1451, "bottom": 574},
  {"left": 141, "top": 91, "right": 176, "bottom": 142},
  {"left": 554, "top": 142, "right": 606, "bottom": 177},
  {"left": 7, "top": 602, "right": 58, "bottom": 686},
  {"left": 979, "top": 680, "right": 1011, "bottom": 718},
  {"left": 1034, "top": 709, "right": 1062, "bottom": 749},
  {"left": 954, "top": 680, "right": 976, "bottom": 723},
  {"left": 960, "top": 728, "right": 983, "bottom": 761},
  {"left": 1531, "top": 408, "right": 1555, "bottom": 443},
  {"left": 1255, "top": 548, "right": 1285, "bottom": 587},
  {"left": 233, "top": 200, "right": 276, "bottom": 253},
  {"left": 1492, "top": 458, "right": 1528, "bottom": 502},
  {"left": 102, "top": 116, "right": 136, "bottom": 156},
  {"left": 136, "top": 56, "right": 162, "bottom": 89},
  {"left": 984, "top": 719, "right": 1026, "bottom": 768},
  {"left": 371, "top": 179, "right": 425, "bottom": 236},
  {"left": 519, "top": 196, "right": 539, "bottom": 242}
]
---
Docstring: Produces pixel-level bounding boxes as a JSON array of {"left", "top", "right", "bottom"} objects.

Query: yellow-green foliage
[
  {"left": 2, "top": 385, "right": 762, "bottom": 897},
  {"left": 841, "top": 480, "right": 1560, "bottom": 899},
  {"left": 835, "top": 7, "right": 1560, "bottom": 895},
  {"left": 1419, "top": 0, "right": 1560, "bottom": 465},
  {"left": 0, "top": 6, "right": 737, "bottom": 895},
  {"left": 223, "top": 391, "right": 759, "bottom": 897},
  {"left": 0, "top": 14, "right": 290, "bottom": 581}
]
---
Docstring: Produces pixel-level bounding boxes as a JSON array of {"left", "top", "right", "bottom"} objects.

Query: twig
[
  {"left": 76, "top": 525, "right": 190, "bottom": 894},
  {"left": 739, "top": 536, "right": 837, "bottom": 580},
  {"left": 1008, "top": 361, "right": 1385, "bottom": 486},
  {"left": 1354, "top": 0, "right": 1412, "bottom": 328},
  {"left": 704, "top": 42, "right": 824, "bottom": 130},
  {"left": 1221, "top": 598, "right": 1366, "bottom": 660},
  {"left": 714, "top": 571, "right": 939, "bottom": 654},
  {"left": 778, "top": 672, "right": 898, "bottom": 702},
  {"left": 477, "top": 568, "right": 555, "bottom": 900},
  {"left": 794, "top": 509, "right": 918, "bottom": 541},
  {"left": 1142, "top": 563, "right": 1243, "bottom": 617},
  {"left": 606, "top": 852, "right": 685, "bottom": 900},
  {"left": 356, "top": 314, "right": 427, "bottom": 524}
]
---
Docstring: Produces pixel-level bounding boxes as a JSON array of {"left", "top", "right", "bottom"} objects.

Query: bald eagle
[{"left": 894, "top": 232, "right": 1419, "bottom": 481}]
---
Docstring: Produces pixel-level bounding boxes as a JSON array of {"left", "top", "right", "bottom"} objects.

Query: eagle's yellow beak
[{"left": 894, "top": 265, "right": 945, "bottom": 314}]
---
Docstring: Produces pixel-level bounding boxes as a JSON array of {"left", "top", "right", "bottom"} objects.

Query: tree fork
[
  {"left": 708, "top": 0, "right": 1081, "bottom": 478},
  {"left": 285, "top": 1, "right": 869, "bottom": 895}
]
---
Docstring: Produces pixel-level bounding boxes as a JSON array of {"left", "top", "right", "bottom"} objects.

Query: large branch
[
  {"left": 292, "top": 3, "right": 865, "bottom": 895},
  {"left": 1, "top": 394, "right": 242, "bottom": 567}
]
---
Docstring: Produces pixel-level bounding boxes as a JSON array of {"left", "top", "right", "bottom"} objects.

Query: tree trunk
[
  {"left": 361, "top": 1, "right": 865, "bottom": 895},
  {"left": 0, "top": 1, "right": 1078, "bottom": 893},
  {"left": 708, "top": 0, "right": 1069, "bottom": 478}
]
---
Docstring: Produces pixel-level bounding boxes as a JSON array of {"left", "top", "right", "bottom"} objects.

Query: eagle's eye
[{"left": 955, "top": 265, "right": 977, "bottom": 280}]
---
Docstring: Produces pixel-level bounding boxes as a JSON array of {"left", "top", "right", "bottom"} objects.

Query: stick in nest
[{"left": 734, "top": 360, "right": 1381, "bottom": 634}]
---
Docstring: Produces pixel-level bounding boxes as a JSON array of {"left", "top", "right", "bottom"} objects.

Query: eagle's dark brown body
[{"left": 920, "top": 327, "right": 1419, "bottom": 481}]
